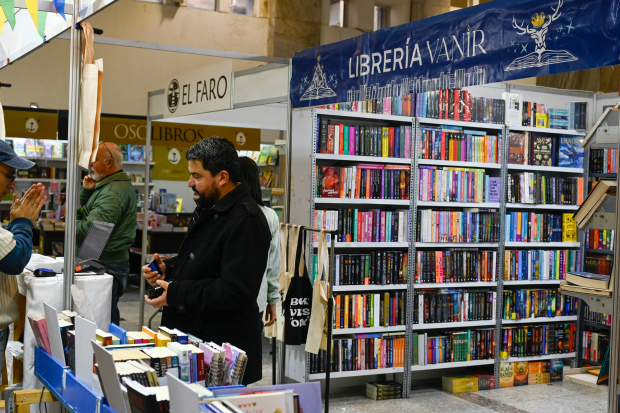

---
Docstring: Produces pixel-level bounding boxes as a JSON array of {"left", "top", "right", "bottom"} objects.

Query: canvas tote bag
[
  {"left": 282, "top": 227, "right": 313, "bottom": 345},
  {"left": 264, "top": 223, "right": 290, "bottom": 339},
  {"left": 78, "top": 22, "right": 103, "bottom": 168},
  {"left": 305, "top": 230, "right": 331, "bottom": 354},
  {"left": 276, "top": 224, "right": 300, "bottom": 342}
]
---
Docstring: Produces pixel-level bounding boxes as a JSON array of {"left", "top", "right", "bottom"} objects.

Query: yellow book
[
  {"left": 535, "top": 113, "right": 548, "bottom": 128},
  {"left": 500, "top": 362, "right": 515, "bottom": 388},
  {"left": 156, "top": 333, "right": 171, "bottom": 347},
  {"left": 562, "top": 213, "right": 577, "bottom": 242},
  {"left": 449, "top": 140, "right": 454, "bottom": 161},
  {"left": 382, "top": 128, "right": 389, "bottom": 157},
  {"left": 516, "top": 213, "right": 522, "bottom": 241}
]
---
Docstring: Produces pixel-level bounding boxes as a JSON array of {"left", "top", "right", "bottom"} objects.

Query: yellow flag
[
  {"left": 25, "top": 0, "right": 37, "bottom": 29},
  {"left": 0, "top": 7, "right": 5, "bottom": 37}
]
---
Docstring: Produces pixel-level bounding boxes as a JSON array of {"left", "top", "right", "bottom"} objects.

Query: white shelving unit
[
  {"left": 507, "top": 125, "right": 585, "bottom": 135},
  {"left": 314, "top": 198, "right": 410, "bottom": 206},
  {"left": 333, "top": 285, "right": 407, "bottom": 292},
  {"left": 411, "top": 359, "right": 495, "bottom": 371},
  {"left": 502, "top": 316, "right": 578, "bottom": 325},
  {"left": 293, "top": 99, "right": 585, "bottom": 397},
  {"left": 503, "top": 352, "right": 576, "bottom": 363},
  {"left": 16, "top": 178, "right": 66, "bottom": 183},
  {"left": 505, "top": 203, "right": 580, "bottom": 210}
]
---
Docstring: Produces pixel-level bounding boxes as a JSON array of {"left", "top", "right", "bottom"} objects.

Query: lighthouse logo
[{"left": 505, "top": 0, "right": 577, "bottom": 71}]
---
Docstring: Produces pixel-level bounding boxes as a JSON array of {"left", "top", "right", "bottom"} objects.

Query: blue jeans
[
  {"left": 105, "top": 261, "right": 129, "bottom": 326},
  {"left": 0, "top": 328, "right": 8, "bottom": 383}
]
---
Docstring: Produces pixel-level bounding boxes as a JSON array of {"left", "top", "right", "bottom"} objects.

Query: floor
[{"left": 118, "top": 284, "right": 609, "bottom": 413}]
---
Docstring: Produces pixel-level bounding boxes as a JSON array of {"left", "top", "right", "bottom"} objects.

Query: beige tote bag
[
  {"left": 78, "top": 22, "right": 103, "bottom": 168},
  {"left": 305, "top": 230, "right": 330, "bottom": 354},
  {"left": 276, "top": 225, "right": 301, "bottom": 342},
  {"left": 264, "top": 223, "right": 289, "bottom": 339}
]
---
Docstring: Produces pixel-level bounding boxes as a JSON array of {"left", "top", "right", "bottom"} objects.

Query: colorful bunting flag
[
  {"left": 52, "top": 0, "right": 65, "bottom": 20},
  {"left": 0, "top": 7, "right": 5, "bottom": 37},
  {"left": 37, "top": 11, "right": 46, "bottom": 38},
  {"left": 25, "top": 0, "right": 38, "bottom": 30},
  {"left": 0, "top": 0, "right": 15, "bottom": 31}
]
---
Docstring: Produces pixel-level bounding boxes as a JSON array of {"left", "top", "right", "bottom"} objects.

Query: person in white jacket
[
  {"left": 0, "top": 140, "right": 47, "bottom": 381},
  {"left": 238, "top": 156, "right": 281, "bottom": 327}
]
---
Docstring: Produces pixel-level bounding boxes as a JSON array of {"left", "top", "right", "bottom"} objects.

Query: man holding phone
[
  {"left": 0, "top": 140, "right": 47, "bottom": 383},
  {"left": 142, "top": 137, "right": 270, "bottom": 385}
]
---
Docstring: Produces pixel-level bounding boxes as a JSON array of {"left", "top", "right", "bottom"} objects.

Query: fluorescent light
[{"left": 30, "top": 102, "right": 38, "bottom": 109}]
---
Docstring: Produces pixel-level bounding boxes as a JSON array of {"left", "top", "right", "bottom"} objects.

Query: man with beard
[
  {"left": 77, "top": 141, "right": 137, "bottom": 325},
  {"left": 142, "top": 137, "right": 270, "bottom": 385}
]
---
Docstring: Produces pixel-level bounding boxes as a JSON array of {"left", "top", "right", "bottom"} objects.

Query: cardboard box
[{"left": 442, "top": 375, "right": 478, "bottom": 393}]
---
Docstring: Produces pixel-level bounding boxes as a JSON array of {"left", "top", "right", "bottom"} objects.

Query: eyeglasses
[
  {"left": 99, "top": 141, "right": 114, "bottom": 161},
  {"left": 0, "top": 169, "right": 16, "bottom": 184}
]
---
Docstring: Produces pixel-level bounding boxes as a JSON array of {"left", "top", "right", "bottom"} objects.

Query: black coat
[{"left": 162, "top": 182, "right": 271, "bottom": 384}]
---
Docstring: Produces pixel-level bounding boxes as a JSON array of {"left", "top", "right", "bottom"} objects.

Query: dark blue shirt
[{"left": 0, "top": 218, "right": 33, "bottom": 275}]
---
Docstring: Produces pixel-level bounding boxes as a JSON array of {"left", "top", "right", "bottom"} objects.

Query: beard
[
  {"left": 89, "top": 168, "right": 102, "bottom": 182},
  {"left": 193, "top": 182, "right": 220, "bottom": 209}
]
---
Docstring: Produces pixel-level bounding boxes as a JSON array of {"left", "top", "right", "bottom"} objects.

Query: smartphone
[{"left": 148, "top": 259, "right": 163, "bottom": 275}]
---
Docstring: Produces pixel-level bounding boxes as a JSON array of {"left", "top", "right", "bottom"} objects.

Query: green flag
[
  {"left": 0, "top": 0, "right": 15, "bottom": 30},
  {"left": 37, "top": 11, "right": 47, "bottom": 38}
]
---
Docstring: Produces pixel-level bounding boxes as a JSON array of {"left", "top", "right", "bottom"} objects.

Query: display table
[
  {"left": 34, "top": 347, "right": 119, "bottom": 413},
  {"left": 17, "top": 272, "right": 113, "bottom": 395}
]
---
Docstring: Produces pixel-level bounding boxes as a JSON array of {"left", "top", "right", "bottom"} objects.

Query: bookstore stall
[{"left": 284, "top": 0, "right": 620, "bottom": 410}]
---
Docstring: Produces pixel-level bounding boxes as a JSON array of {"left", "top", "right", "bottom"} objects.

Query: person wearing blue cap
[{"left": 0, "top": 139, "right": 47, "bottom": 383}]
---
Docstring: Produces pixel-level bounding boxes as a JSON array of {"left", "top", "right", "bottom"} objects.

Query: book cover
[
  {"left": 499, "top": 361, "right": 515, "bottom": 388},
  {"left": 558, "top": 136, "right": 584, "bottom": 168},
  {"left": 530, "top": 136, "right": 553, "bottom": 166},
  {"left": 320, "top": 167, "right": 341, "bottom": 198},
  {"left": 128, "top": 145, "right": 144, "bottom": 162},
  {"left": 550, "top": 360, "right": 563, "bottom": 382},
  {"left": 562, "top": 213, "right": 577, "bottom": 242},
  {"left": 508, "top": 132, "right": 526, "bottom": 164},
  {"left": 471, "top": 373, "right": 495, "bottom": 390},
  {"left": 14, "top": 141, "right": 26, "bottom": 156},
  {"left": 513, "top": 361, "right": 528, "bottom": 386},
  {"left": 488, "top": 177, "right": 501, "bottom": 203}
]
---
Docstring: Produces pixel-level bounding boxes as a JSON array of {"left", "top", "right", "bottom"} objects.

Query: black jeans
[{"left": 105, "top": 261, "right": 129, "bottom": 326}]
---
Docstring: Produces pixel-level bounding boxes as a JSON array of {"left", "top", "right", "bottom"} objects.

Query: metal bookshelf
[
  {"left": 308, "top": 109, "right": 414, "bottom": 399},
  {"left": 297, "top": 108, "right": 584, "bottom": 399}
]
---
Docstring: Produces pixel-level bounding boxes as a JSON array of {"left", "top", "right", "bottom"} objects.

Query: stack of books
[
  {"left": 366, "top": 381, "right": 402, "bottom": 400},
  {"left": 413, "top": 328, "right": 495, "bottom": 366},
  {"left": 502, "top": 289, "right": 579, "bottom": 319},
  {"left": 508, "top": 132, "right": 584, "bottom": 168},
  {"left": 499, "top": 323, "right": 575, "bottom": 358},
  {"left": 415, "top": 250, "right": 497, "bottom": 283},
  {"left": 500, "top": 360, "right": 563, "bottom": 388},
  {"left": 418, "top": 126, "right": 500, "bottom": 164}
]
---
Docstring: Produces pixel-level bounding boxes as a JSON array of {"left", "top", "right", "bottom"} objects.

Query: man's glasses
[
  {"left": 99, "top": 141, "right": 114, "bottom": 161},
  {"left": 0, "top": 170, "right": 16, "bottom": 184}
]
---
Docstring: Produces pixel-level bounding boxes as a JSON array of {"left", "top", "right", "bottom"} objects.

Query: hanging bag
[
  {"left": 264, "top": 223, "right": 289, "bottom": 339},
  {"left": 305, "top": 230, "right": 331, "bottom": 354},
  {"left": 78, "top": 22, "right": 103, "bottom": 168},
  {"left": 282, "top": 227, "right": 313, "bottom": 345}
]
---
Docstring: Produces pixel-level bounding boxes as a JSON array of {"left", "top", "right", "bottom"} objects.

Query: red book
[
  {"left": 339, "top": 124, "right": 344, "bottom": 155},
  {"left": 357, "top": 211, "right": 362, "bottom": 242},
  {"left": 28, "top": 314, "right": 51, "bottom": 355},
  {"left": 439, "top": 90, "right": 443, "bottom": 119},
  {"left": 444, "top": 89, "right": 450, "bottom": 119},
  {"left": 464, "top": 90, "right": 471, "bottom": 122},
  {"left": 441, "top": 132, "right": 446, "bottom": 160},
  {"left": 388, "top": 128, "right": 395, "bottom": 157},
  {"left": 327, "top": 124, "right": 335, "bottom": 154},
  {"left": 320, "top": 166, "right": 342, "bottom": 198}
]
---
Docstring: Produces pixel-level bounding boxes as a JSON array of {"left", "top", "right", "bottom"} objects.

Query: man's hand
[
  {"left": 10, "top": 184, "right": 47, "bottom": 224},
  {"left": 142, "top": 253, "right": 166, "bottom": 286},
  {"left": 264, "top": 303, "right": 277, "bottom": 327},
  {"left": 145, "top": 280, "right": 168, "bottom": 308},
  {"left": 83, "top": 175, "right": 96, "bottom": 190}
]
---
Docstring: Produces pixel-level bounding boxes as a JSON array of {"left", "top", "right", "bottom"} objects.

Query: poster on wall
[
  {"left": 290, "top": 0, "right": 620, "bottom": 108},
  {"left": 151, "top": 146, "right": 189, "bottom": 181}
]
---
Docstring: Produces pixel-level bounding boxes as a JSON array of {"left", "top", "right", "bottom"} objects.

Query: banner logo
[
  {"left": 300, "top": 55, "right": 336, "bottom": 101},
  {"left": 25, "top": 118, "right": 38, "bottom": 133},
  {"left": 167, "top": 79, "right": 180, "bottom": 113},
  {"left": 506, "top": 0, "right": 577, "bottom": 71}
]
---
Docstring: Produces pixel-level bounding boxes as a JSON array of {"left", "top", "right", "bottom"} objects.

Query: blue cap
[{"left": 0, "top": 140, "right": 35, "bottom": 170}]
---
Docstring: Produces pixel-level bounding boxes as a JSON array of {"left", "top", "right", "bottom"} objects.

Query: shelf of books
[
  {"left": 309, "top": 108, "right": 414, "bottom": 393},
  {"left": 503, "top": 353, "right": 576, "bottom": 363},
  {"left": 298, "top": 88, "right": 588, "bottom": 395}
]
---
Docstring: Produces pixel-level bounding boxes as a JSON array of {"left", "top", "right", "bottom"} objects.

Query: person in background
[
  {"left": 238, "top": 156, "right": 281, "bottom": 327},
  {"left": 77, "top": 141, "right": 137, "bottom": 325},
  {"left": 142, "top": 137, "right": 271, "bottom": 385},
  {"left": 0, "top": 140, "right": 47, "bottom": 382}
]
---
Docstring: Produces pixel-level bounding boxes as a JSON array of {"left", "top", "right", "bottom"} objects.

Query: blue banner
[{"left": 291, "top": 0, "right": 620, "bottom": 108}]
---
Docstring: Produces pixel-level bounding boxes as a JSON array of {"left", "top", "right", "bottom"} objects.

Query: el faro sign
[{"left": 165, "top": 60, "right": 232, "bottom": 118}]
